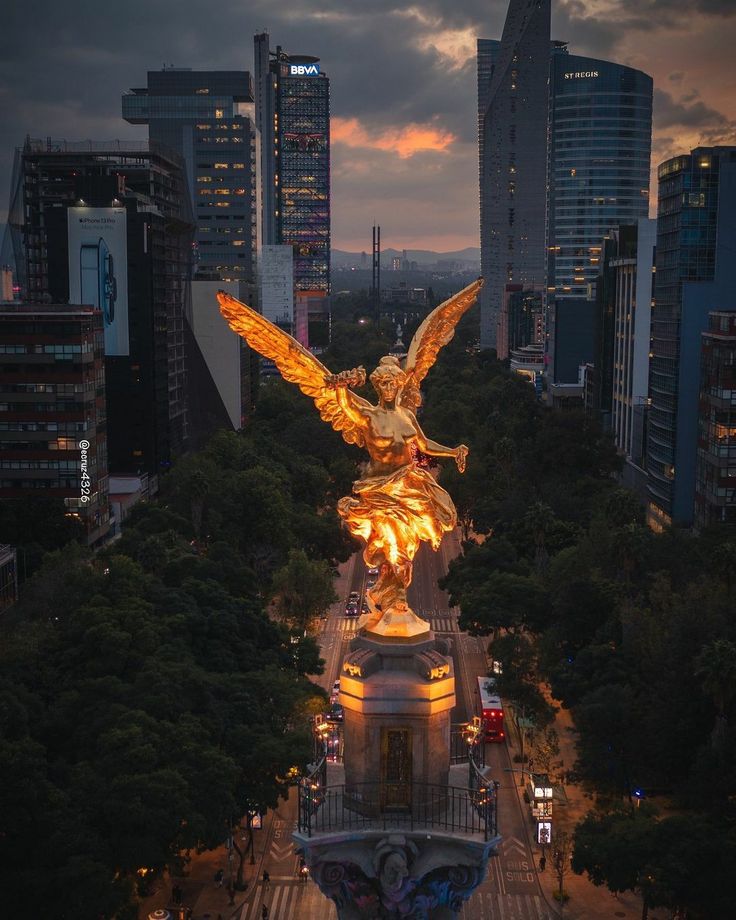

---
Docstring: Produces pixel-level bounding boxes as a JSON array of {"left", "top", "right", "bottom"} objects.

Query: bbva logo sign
[{"left": 289, "top": 64, "right": 320, "bottom": 76}]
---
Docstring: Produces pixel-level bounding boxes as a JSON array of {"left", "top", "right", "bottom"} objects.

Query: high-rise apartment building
[
  {"left": 647, "top": 147, "right": 736, "bottom": 530},
  {"left": 254, "top": 33, "right": 331, "bottom": 347},
  {"left": 546, "top": 54, "right": 652, "bottom": 302},
  {"left": 695, "top": 312, "right": 736, "bottom": 530},
  {"left": 122, "top": 69, "right": 257, "bottom": 286},
  {"left": 591, "top": 219, "right": 656, "bottom": 494},
  {"left": 478, "top": 0, "right": 550, "bottom": 349},
  {"left": 0, "top": 303, "right": 110, "bottom": 546},
  {"left": 6, "top": 139, "right": 194, "bottom": 474}
]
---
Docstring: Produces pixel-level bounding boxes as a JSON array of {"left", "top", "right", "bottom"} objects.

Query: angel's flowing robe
[{"left": 337, "top": 461, "right": 457, "bottom": 575}]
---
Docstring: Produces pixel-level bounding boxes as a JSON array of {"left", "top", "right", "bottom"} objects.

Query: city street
[{"left": 235, "top": 533, "right": 554, "bottom": 920}]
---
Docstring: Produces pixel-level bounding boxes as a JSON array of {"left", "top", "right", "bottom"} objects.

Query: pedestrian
[
  {"left": 214, "top": 868, "right": 224, "bottom": 888},
  {"left": 539, "top": 855, "right": 546, "bottom": 872},
  {"left": 172, "top": 882, "right": 183, "bottom": 904},
  {"left": 262, "top": 869, "right": 270, "bottom": 890},
  {"left": 262, "top": 905, "right": 269, "bottom": 919}
]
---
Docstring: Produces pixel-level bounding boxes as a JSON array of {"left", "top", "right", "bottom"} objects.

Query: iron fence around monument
[{"left": 298, "top": 779, "right": 497, "bottom": 841}]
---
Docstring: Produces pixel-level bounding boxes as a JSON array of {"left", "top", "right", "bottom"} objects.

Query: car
[
  {"left": 326, "top": 703, "right": 344, "bottom": 723},
  {"left": 345, "top": 602, "right": 359, "bottom": 617},
  {"left": 367, "top": 566, "right": 379, "bottom": 576},
  {"left": 330, "top": 679, "right": 340, "bottom": 703},
  {"left": 366, "top": 579, "right": 376, "bottom": 590},
  {"left": 348, "top": 590, "right": 360, "bottom": 602},
  {"left": 361, "top": 602, "right": 369, "bottom": 614}
]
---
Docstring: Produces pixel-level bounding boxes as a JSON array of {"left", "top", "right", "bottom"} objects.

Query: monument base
[{"left": 294, "top": 828, "right": 499, "bottom": 920}]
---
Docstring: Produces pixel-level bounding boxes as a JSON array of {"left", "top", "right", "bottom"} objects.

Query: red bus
[{"left": 477, "top": 676, "right": 505, "bottom": 742}]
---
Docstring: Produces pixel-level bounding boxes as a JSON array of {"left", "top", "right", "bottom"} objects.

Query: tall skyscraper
[
  {"left": 254, "top": 33, "right": 331, "bottom": 347},
  {"left": 0, "top": 303, "right": 110, "bottom": 546},
  {"left": 7, "top": 139, "right": 194, "bottom": 474},
  {"left": 478, "top": 0, "right": 550, "bottom": 350},
  {"left": 647, "top": 147, "right": 736, "bottom": 530},
  {"left": 695, "top": 312, "right": 736, "bottom": 530},
  {"left": 546, "top": 54, "right": 652, "bottom": 301},
  {"left": 122, "top": 69, "right": 257, "bottom": 286},
  {"left": 477, "top": 38, "right": 501, "bottom": 251}
]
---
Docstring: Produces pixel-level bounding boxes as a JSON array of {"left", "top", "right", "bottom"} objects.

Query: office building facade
[
  {"left": 7, "top": 139, "right": 194, "bottom": 474},
  {"left": 123, "top": 69, "right": 257, "bottom": 286},
  {"left": 608, "top": 220, "right": 655, "bottom": 469},
  {"left": 546, "top": 55, "right": 652, "bottom": 304},
  {"left": 478, "top": 0, "right": 550, "bottom": 349},
  {"left": 497, "top": 284, "right": 544, "bottom": 361},
  {"left": 0, "top": 303, "right": 110, "bottom": 546},
  {"left": 647, "top": 147, "right": 736, "bottom": 530},
  {"left": 695, "top": 312, "right": 736, "bottom": 530},
  {"left": 255, "top": 33, "right": 330, "bottom": 347}
]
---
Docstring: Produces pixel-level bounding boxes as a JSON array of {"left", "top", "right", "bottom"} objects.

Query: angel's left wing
[
  {"left": 401, "top": 278, "right": 483, "bottom": 410},
  {"left": 217, "top": 291, "right": 370, "bottom": 447}
]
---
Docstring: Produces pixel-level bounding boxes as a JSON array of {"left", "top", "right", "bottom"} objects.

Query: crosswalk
[
  {"left": 237, "top": 882, "right": 547, "bottom": 920},
  {"left": 237, "top": 879, "right": 336, "bottom": 919},
  {"left": 461, "top": 893, "right": 550, "bottom": 919},
  {"left": 326, "top": 613, "right": 459, "bottom": 637}
]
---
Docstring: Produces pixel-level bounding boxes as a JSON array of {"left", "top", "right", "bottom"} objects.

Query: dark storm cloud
[
  {"left": 654, "top": 88, "right": 733, "bottom": 131},
  {"left": 1, "top": 0, "right": 736, "bottom": 246},
  {"left": 618, "top": 0, "right": 736, "bottom": 16}
]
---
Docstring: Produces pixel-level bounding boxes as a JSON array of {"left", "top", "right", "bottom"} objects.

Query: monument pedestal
[
  {"left": 340, "top": 630, "right": 455, "bottom": 798},
  {"left": 294, "top": 627, "right": 500, "bottom": 919}
]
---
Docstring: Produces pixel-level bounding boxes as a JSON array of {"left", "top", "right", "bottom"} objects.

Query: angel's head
[{"left": 370, "top": 356, "right": 407, "bottom": 403}]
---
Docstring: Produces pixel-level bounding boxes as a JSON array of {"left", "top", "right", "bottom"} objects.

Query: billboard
[{"left": 68, "top": 207, "right": 129, "bottom": 355}]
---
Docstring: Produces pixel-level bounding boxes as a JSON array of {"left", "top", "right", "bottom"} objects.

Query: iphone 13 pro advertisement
[{"left": 67, "top": 207, "right": 129, "bottom": 355}]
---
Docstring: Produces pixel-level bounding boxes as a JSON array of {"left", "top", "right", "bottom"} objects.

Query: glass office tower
[
  {"left": 647, "top": 147, "right": 736, "bottom": 529},
  {"left": 255, "top": 34, "right": 330, "bottom": 347},
  {"left": 547, "top": 54, "right": 652, "bottom": 300},
  {"left": 123, "top": 69, "right": 257, "bottom": 284},
  {"left": 478, "top": 0, "right": 550, "bottom": 350}
]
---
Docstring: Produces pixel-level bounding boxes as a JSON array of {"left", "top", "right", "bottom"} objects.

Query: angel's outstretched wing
[
  {"left": 217, "top": 291, "right": 370, "bottom": 447},
  {"left": 401, "top": 278, "right": 483, "bottom": 410}
]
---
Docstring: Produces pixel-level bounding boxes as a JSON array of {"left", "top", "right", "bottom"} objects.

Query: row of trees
[
  {"left": 0, "top": 337, "right": 380, "bottom": 917},
  {"left": 416, "top": 310, "right": 736, "bottom": 918}
]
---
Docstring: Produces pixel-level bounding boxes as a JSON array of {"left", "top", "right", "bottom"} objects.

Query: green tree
[
  {"left": 694, "top": 638, "right": 736, "bottom": 744},
  {"left": 271, "top": 548, "right": 338, "bottom": 632}
]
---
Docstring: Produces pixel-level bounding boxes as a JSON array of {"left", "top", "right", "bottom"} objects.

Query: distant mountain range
[{"left": 332, "top": 247, "right": 480, "bottom": 268}]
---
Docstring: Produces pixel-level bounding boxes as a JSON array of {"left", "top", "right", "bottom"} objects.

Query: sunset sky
[{"left": 2, "top": 0, "right": 735, "bottom": 252}]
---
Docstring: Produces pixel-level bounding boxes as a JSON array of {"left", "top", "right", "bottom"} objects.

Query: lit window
[
  {"left": 232, "top": 240, "right": 245, "bottom": 246},
  {"left": 215, "top": 108, "right": 224, "bottom": 119},
  {"left": 234, "top": 188, "right": 245, "bottom": 195},
  {"left": 199, "top": 189, "right": 213, "bottom": 196},
  {"left": 215, "top": 202, "right": 230, "bottom": 208},
  {"left": 214, "top": 163, "right": 228, "bottom": 169},
  {"left": 196, "top": 88, "right": 210, "bottom": 95},
  {"left": 197, "top": 176, "right": 212, "bottom": 183},
  {"left": 214, "top": 189, "right": 230, "bottom": 195},
  {"left": 232, "top": 162, "right": 245, "bottom": 169},
  {"left": 196, "top": 124, "right": 211, "bottom": 130}
]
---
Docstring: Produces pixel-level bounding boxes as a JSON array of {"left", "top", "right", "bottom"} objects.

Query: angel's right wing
[
  {"left": 217, "top": 291, "right": 370, "bottom": 447},
  {"left": 401, "top": 277, "right": 483, "bottom": 410}
]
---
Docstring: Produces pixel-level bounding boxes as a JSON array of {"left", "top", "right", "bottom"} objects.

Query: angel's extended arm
[
  {"left": 412, "top": 415, "right": 468, "bottom": 472},
  {"left": 414, "top": 426, "right": 457, "bottom": 459}
]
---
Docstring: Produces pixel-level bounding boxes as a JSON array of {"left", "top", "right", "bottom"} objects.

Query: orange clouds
[{"left": 332, "top": 116, "right": 456, "bottom": 158}]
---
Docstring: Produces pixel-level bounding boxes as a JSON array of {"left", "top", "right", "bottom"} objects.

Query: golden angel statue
[{"left": 217, "top": 278, "right": 482, "bottom": 638}]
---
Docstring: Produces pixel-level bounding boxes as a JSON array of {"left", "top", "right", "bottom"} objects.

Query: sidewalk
[
  {"left": 137, "top": 836, "right": 262, "bottom": 920},
  {"left": 505, "top": 693, "right": 652, "bottom": 920}
]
